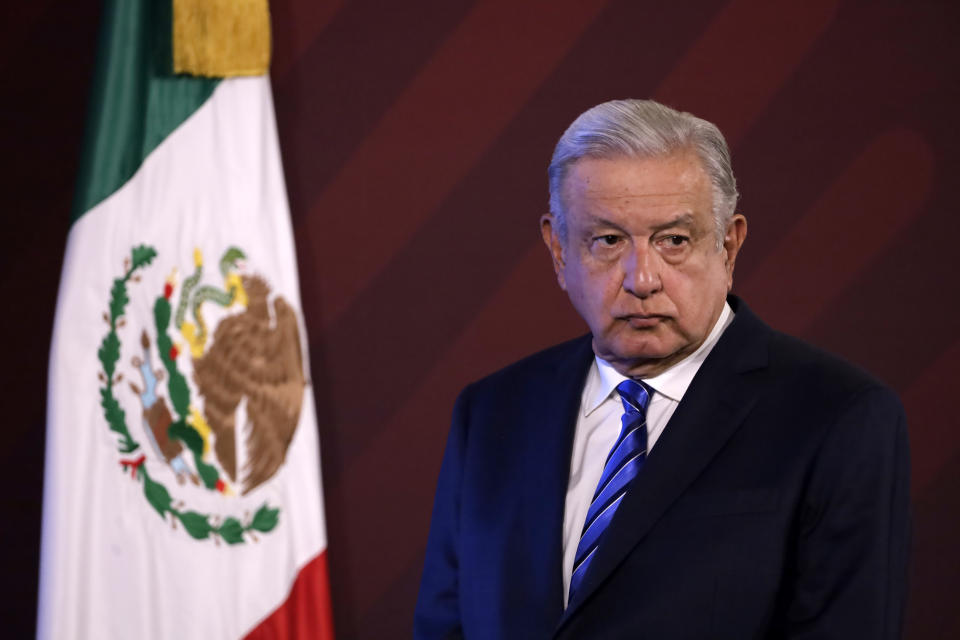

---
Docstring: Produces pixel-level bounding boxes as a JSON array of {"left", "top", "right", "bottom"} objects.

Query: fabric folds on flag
[{"left": 37, "top": 0, "right": 334, "bottom": 637}]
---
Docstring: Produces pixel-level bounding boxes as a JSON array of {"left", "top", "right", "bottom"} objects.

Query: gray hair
[{"left": 547, "top": 99, "right": 739, "bottom": 247}]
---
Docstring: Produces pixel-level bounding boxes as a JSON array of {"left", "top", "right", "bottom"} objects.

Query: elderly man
[{"left": 415, "top": 100, "right": 910, "bottom": 639}]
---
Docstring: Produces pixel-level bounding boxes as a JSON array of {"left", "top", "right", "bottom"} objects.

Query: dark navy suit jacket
[{"left": 415, "top": 298, "right": 910, "bottom": 639}]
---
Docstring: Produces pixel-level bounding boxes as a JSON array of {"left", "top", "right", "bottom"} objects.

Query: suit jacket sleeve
[
  {"left": 414, "top": 387, "right": 471, "bottom": 640},
  {"left": 777, "top": 385, "right": 911, "bottom": 638}
]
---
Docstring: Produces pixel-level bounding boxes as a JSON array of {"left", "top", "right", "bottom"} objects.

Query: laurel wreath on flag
[{"left": 96, "top": 244, "right": 279, "bottom": 544}]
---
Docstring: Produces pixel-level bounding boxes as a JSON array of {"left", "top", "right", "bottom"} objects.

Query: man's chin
[{"left": 592, "top": 337, "right": 679, "bottom": 377}]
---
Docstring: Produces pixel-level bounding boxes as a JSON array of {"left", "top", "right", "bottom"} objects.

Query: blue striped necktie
[{"left": 569, "top": 378, "right": 652, "bottom": 601}]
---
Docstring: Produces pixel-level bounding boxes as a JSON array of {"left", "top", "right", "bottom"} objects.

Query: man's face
[{"left": 541, "top": 151, "right": 747, "bottom": 377}]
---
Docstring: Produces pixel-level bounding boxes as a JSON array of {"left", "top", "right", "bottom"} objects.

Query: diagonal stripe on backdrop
[
  {"left": 273, "top": 0, "right": 476, "bottom": 225},
  {"left": 269, "top": 0, "right": 345, "bottom": 80},
  {"left": 655, "top": 0, "right": 838, "bottom": 144},
  {"left": 303, "top": 0, "right": 611, "bottom": 329},
  {"left": 903, "top": 339, "right": 960, "bottom": 495},
  {"left": 738, "top": 129, "right": 933, "bottom": 336}
]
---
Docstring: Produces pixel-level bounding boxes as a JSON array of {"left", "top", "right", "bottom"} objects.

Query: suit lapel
[
  {"left": 521, "top": 336, "right": 596, "bottom": 617},
  {"left": 558, "top": 299, "right": 770, "bottom": 627}
]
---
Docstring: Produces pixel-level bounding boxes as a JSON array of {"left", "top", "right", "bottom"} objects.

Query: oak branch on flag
[{"left": 38, "top": 1, "right": 334, "bottom": 638}]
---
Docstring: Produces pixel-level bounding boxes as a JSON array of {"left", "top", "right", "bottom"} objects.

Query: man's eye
[
  {"left": 596, "top": 235, "right": 621, "bottom": 246},
  {"left": 661, "top": 235, "right": 689, "bottom": 247}
]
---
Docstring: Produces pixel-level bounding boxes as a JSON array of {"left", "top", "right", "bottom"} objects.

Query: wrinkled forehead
[{"left": 562, "top": 151, "right": 712, "bottom": 211}]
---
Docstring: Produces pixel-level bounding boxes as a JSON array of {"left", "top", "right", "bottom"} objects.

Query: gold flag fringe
[{"left": 173, "top": 0, "right": 271, "bottom": 77}]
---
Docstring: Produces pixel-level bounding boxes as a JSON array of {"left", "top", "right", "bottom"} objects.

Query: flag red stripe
[{"left": 243, "top": 551, "right": 335, "bottom": 640}]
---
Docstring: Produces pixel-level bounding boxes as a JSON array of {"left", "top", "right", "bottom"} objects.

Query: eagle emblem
[
  {"left": 95, "top": 244, "right": 305, "bottom": 544},
  {"left": 193, "top": 273, "right": 306, "bottom": 494}
]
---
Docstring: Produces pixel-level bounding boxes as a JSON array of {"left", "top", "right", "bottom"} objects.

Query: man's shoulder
[
  {"left": 766, "top": 329, "right": 893, "bottom": 399},
  {"left": 729, "top": 298, "right": 894, "bottom": 400},
  {"left": 460, "top": 334, "right": 593, "bottom": 402},
  {"left": 734, "top": 312, "right": 901, "bottom": 418}
]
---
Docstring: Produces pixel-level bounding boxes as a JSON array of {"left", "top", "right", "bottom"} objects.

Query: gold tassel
[{"left": 173, "top": 0, "right": 271, "bottom": 77}]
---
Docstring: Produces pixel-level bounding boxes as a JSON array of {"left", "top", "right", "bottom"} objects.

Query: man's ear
[
  {"left": 540, "top": 213, "right": 567, "bottom": 290},
  {"left": 723, "top": 213, "right": 747, "bottom": 290}
]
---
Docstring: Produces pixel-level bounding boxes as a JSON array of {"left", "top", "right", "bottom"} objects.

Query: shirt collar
[{"left": 582, "top": 301, "right": 734, "bottom": 417}]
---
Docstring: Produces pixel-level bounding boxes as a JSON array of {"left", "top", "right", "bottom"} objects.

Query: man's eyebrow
[
  {"left": 587, "top": 216, "right": 630, "bottom": 233},
  {"left": 584, "top": 213, "right": 697, "bottom": 234},
  {"left": 649, "top": 213, "right": 696, "bottom": 233}
]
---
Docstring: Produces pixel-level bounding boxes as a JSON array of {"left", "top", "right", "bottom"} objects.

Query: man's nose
[{"left": 622, "top": 245, "right": 661, "bottom": 298}]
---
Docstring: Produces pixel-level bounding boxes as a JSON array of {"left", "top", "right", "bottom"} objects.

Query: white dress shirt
[{"left": 561, "top": 302, "right": 734, "bottom": 603}]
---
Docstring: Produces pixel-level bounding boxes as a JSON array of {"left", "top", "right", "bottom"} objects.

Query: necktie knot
[{"left": 616, "top": 379, "right": 651, "bottom": 416}]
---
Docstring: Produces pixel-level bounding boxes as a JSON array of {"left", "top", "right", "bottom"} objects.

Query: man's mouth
[{"left": 620, "top": 314, "right": 665, "bottom": 329}]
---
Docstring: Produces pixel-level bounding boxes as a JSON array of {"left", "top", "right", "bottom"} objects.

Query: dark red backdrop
[{"left": 2, "top": 1, "right": 958, "bottom": 637}]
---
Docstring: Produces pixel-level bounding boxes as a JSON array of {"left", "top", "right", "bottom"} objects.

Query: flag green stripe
[{"left": 71, "top": 0, "right": 219, "bottom": 225}]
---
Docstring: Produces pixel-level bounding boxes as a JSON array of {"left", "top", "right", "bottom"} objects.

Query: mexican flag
[{"left": 37, "top": 1, "right": 334, "bottom": 638}]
